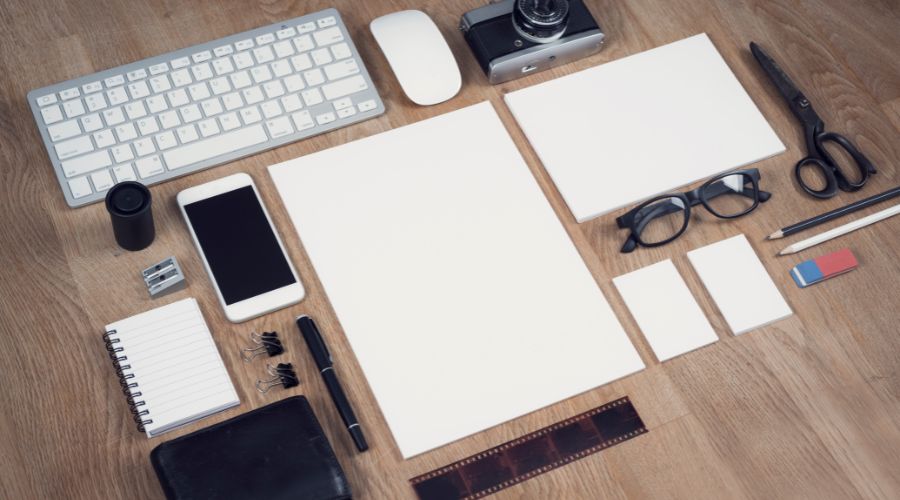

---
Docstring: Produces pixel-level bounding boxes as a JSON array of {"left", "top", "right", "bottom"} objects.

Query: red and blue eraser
[{"left": 790, "top": 248, "right": 858, "bottom": 288}]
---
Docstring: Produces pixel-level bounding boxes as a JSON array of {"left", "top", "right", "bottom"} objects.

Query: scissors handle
[{"left": 795, "top": 131, "right": 876, "bottom": 199}]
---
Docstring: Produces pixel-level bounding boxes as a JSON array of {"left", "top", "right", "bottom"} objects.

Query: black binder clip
[
  {"left": 256, "top": 363, "right": 299, "bottom": 393},
  {"left": 241, "top": 331, "right": 284, "bottom": 362}
]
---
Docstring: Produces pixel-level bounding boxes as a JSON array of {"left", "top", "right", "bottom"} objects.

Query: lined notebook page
[{"left": 105, "top": 298, "right": 239, "bottom": 437}]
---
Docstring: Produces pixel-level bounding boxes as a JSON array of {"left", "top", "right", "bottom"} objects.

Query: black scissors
[{"left": 750, "top": 42, "right": 876, "bottom": 199}]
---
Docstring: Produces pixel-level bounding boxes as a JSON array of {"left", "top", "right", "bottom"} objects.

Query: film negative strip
[{"left": 410, "top": 396, "right": 646, "bottom": 499}]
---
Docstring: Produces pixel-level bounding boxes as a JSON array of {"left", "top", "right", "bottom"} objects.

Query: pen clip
[{"left": 309, "top": 319, "right": 332, "bottom": 364}]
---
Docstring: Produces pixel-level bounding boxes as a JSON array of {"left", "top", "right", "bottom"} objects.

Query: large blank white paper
[
  {"left": 269, "top": 102, "right": 644, "bottom": 458},
  {"left": 504, "top": 33, "right": 785, "bottom": 222},
  {"left": 613, "top": 259, "right": 718, "bottom": 361},
  {"left": 687, "top": 234, "right": 792, "bottom": 335}
]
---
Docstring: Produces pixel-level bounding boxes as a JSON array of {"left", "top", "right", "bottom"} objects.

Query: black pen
[{"left": 296, "top": 315, "right": 368, "bottom": 452}]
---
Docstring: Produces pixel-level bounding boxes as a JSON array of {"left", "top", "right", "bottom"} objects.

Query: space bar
[{"left": 163, "top": 125, "right": 268, "bottom": 170}]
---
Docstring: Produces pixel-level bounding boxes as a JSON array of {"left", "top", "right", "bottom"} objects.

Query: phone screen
[{"left": 184, "top": 186, "right": 296, "bottom": 305}]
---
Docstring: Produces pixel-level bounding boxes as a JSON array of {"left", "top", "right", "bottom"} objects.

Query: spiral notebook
[{"left": 102, "top": 298, "right": 239, "bottom": 438}]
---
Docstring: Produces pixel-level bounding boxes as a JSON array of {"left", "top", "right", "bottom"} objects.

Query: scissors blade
[{"left": 750, "top": 42, "right": 803, "bottom": 105}]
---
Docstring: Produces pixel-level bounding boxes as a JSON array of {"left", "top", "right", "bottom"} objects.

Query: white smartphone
[{"left": 177, "top": 173, "right": 304, "bottom": 322}]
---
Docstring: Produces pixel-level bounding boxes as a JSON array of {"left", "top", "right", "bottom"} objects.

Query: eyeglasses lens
[
  {"left": 635, "top": 196, "right": 687, "bottom": 244},
  {"left": 703, "top": 174, "right": 756, "bottom": 217}
]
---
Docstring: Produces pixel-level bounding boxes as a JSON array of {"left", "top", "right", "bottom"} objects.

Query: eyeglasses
[{"left": 616, "top": 169, "right": 771, "bottom": 253}]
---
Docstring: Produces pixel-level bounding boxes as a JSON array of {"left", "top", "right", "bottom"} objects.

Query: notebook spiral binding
[{"left": 103, "top": 330, "right": 153, "bottom": 432}]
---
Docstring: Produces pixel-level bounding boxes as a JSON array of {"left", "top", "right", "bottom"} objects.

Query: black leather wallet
[{"left": 150, "top": 396, "right": 352, "bottom": 500}]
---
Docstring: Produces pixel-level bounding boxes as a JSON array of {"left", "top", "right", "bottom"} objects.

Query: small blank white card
[
  {"left": 687, "top": 234, "right": 792, "bottom": 335},
  {"left": 504, "top": 33, "right": 785, "bottom": 222},
  {"left": 269, "top": 102, "right": 644, "bottom": 458},
  {"left": 613, "top": 260, "right": 718, "bottom": 361}
]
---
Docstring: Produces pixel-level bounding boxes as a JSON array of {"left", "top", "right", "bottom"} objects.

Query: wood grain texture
[{"left": 1, "top": 0, "right": 899, "bottom": 498}]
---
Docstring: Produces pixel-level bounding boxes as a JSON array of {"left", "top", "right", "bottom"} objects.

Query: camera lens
[{"left": 513, "top": 0, "right": 570, "bottom": 44}]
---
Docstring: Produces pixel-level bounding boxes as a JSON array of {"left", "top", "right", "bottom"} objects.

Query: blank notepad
[
  {"left": 269, "top": 102, "right": 644, "bottom": 458},
  {"left": 504, "top": 33, "right": 785, "bottom": 222},
  {"left": 613, "top": 260, "right": 718, "bottom": 361},
  {"left": 105, "top": 298, "right": 239, "bottom": 437},
  {"left": 687, "top": 234, "right": 792, "bottom": 335}
]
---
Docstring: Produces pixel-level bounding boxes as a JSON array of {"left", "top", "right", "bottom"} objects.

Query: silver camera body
[{"left": 460, "top": 0, "right": 605, "bottom": 84}]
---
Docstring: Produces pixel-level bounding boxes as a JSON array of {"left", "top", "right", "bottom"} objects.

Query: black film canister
[{"left": 105, "top": 182, "right": 155, "bottom": 251}]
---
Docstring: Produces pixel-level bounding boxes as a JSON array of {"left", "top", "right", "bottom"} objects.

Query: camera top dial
[{"left": 513, "top": 0, "right": 570, "bottom": 43}]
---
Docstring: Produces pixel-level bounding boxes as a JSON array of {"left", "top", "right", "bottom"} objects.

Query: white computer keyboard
[{"left": 27, "top": 8, "right": 384, "bottom": 207}]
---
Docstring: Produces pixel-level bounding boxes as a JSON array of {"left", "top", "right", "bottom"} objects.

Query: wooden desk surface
[{"left": 2, "top": 0, "right": 900, "bottom": 498}]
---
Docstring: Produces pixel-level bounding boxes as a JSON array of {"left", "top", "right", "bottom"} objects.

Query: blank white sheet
[
  {"left": 504, "top": 33, "right": 785, "bottom": 222},
  {"left": 269, "top": 102, "right": 644, "bottom": 458},
  {"left": 613, "top": 260, "right": 718, "bottom": 361},
  {"left": 687, "top": 234, "right": 792, "bottom": 335}
]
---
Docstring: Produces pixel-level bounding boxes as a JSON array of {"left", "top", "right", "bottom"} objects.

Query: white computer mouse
[{"left": 370, "top": 10, "right": 461, "bottom": 106}]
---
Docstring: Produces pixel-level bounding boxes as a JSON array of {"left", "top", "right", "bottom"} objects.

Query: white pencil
[{"left": 778, "top": 202, "right": 900, "bottom": 255}]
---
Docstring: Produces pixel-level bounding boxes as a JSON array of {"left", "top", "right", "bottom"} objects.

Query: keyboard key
[
  {"left": 128, "top": 80, "right": 151, "bottom": 99},
  {"left": 337, "top": 106, "right": 356, "bottom": 119},
  {"left": 324, "top": 59, "right": 359, "bottom": 81},
  {"left": 311, "top": 48, "right": 332, "bottom": 66},
  {"left": 135, "top": 155, "right": 164, "bottom": 178},
  {"left": 41, "top": 104, "right": 64, "bottom": 124},
  {"left": 201, "top": 98, "right": 223, "bottom": 116},
  {"left": 149, "top": 75, "right": 172, "bottom": 93},
  {"left": 192, "top": 63, "right": 213, "bottom": 81},
  {"left": 261, "top": 100, "right": 282, "bottom": 119},
  {"left": 104, "top": 75, "right": 125, "bottom": 87},
  {"left": 233, "top": 52, "right": 254, "bottom": 70},
  {"left": 149, "top": 63, "right": 169, "bottom": 75},
  {"left": 192, "top": 50, "right": 212, "bottom": 63},
  {"left": 113, "top": 163, "right": 137, "bottom": 182},
  {"left": 167, "top": 88, "right": 190, "bottom": 108},
  {"left": 213, "top": 45, "right": 234, "bottom": 57},
  {"left": 69, "top": 176, "right": 92, "bottom": 198},
  {"left": 81, "top": 113, "right": 103, "bottom": 133},
  {"left": 276, "top": 27, "right": 296, "bottom": 40},
  {"left": 265, "top": 116, "right": 293, "bottom": 138},
  {"left": 56, "top": 135, "right": 94, "bottom": 160},
  {"left": 290, "top": 53, "right": 313, "bottom": 72},
  {"left": 36, "top": 94, "right": 58, "bottom": 106},
  {"left": 235, "top": 39, "right": 254, "bottom": 51},
  {"left": 250, "top": 65, "right": 273, "bottom": 83},
  {"left": 171, "top": 57, "right": 191, "bottom": 69},
  {"left": 90, "top": 169, "right": 114, "bottom": 191},
  {"left": 198, "top": 118, "right": 221, "bottom": 137},
  {"left": 318, "top": 16, "right": 336, "bottom": 28},
  {"left": 212, "top": 58, "right": 235, "bottom": 75},
  {"left": 222, "top": 92, "right": 244, "bottom": 111},
  {"left": 62, "top": 149, "right": 110, "bottom": 177},
  {"left": 179, "top": 104, "right": 203, "bottom": 123},
  {"left": 107, "top": 87, "right": 129, "bottom": 106},
  {"left": 209, "top": 77, "right": 231, "bottom": 95},
  {"left": 176, "top": 125, "right": 199, "bottom": 143},
  {"left": 82, "top": 81, "right": 103, "bottom": 94},
  {"left": 283, "top": 74, "right": 305, "bottom": 92},
  {"left": 125, "top": 101, "right": 147, "bottom": 120},
  {"left": 164, "top": 124, "right": 267, "bottom": 169},
  {"left": 93, "top": 129, "right": 116, "bottom": 148},
  {"left": 281, "top": 94, "right": 303, "bottom": 112},
  {"left": 102, "top": 107, "right": 126, "bottom": 126},
  {"left": 357, "top": 99, "right": 377, "bottom": 112},
  {"left": 230, "top": 70, "right": 252, "bottom": 89},
  {"left": 60, "top": 87, "right": 81, "bottom": 100},
  {"left": 291, "top": 110, "right": 314, "bottom": 131},
  {"left": 263, "top": 80, "right": 285, "bottom": 99},
  {"left": 253, "top": 46, "right": 275, "bottom": 64},
  {"left": 256, "top": 33, "right": 275, "bottom": 45},
  {"left": 155, "top": 130, "right": 177, "bottom": 150},
  {"left": 242, "top": 86, "right": 264, "bottom": 105},
  {"left": 63, "top": 99, "right": 86, "bottom": 118},
  {"left": 146, "top": 95, "right": 168, "bottom": 114},
  {"left": 332, "top": 97, "right": 352, "bottom": 110},
  {"left": 133, "top": 137, "right": 156, "bottom": 156},
  {"left": 219, "top": 112, "right": 241, "bottom": 131},
  {"left": 48, "top": 119, "right": 81, "bottom": 142},
  {"left": 158, "top": 110, "right": 181, "bottom": 129},
  {"left": 273, "top": 41, "right": 294, "bottom": 59},
  {"left": 188, "top": 82, "right": 211, "bottom": 101},
  {"left": 239, "top": 106, "right": 262, "bottom": 124},
  {"left": 301, "top": 88, "right": 323, "bottom": 106},
  {"left": 316, "top": 112, "right": 336, "bottom": 125},
  {"left": 127, "top": 69, "right": 148, "bottom": 81},
  {"left": 293, "top": 35, "right": 314, "bottom": 53},
  {"left": 331, "top": 42, "right": 352, "bottom": 60},
  {"left": 297, "top": 22, "right": 316, "bottom": 34},
  {"left": 271, "top": 59, "right": 292, "bottom": 78},
  {"left": 171, "top": 69, "right": 192, "bottom": 87},
  {"left": 137, "top": 116, "right": 160, "bottom": 136},
  {"left": 314, "top": 27, "right": 343, "bottom": 46},
  {"left": 111, "top": 144, "right": 134, "bottom": 163},
  {"left": 322, "top": 75, "right": 368, "bottom": 100},
  {"left": 303, "top": 68, "right": 325, "bottom": 86},
  {"left": 114, "top": 123, "right": 138, "bottom": 142},
  {"left": 84, "top": 93, "right": 108, "bottom": 112}
]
